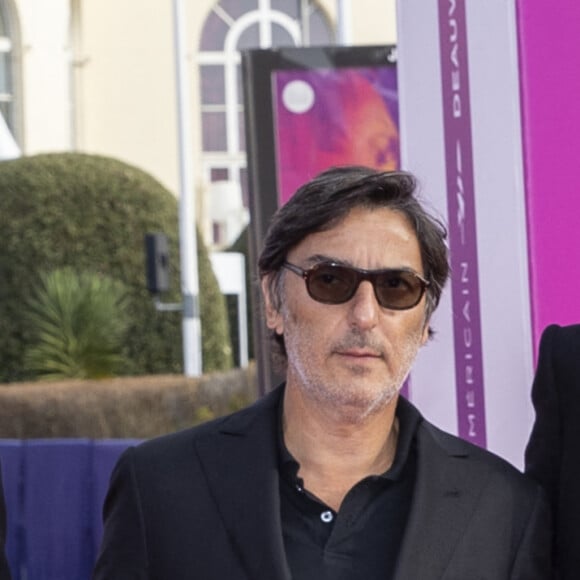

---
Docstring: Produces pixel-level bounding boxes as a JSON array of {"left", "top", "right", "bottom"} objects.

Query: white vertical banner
[{"left": 397, "top": 0, "right": 533, "bottom": 468}]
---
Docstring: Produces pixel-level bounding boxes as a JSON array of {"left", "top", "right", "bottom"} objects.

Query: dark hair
[{"left": 258, "top": 165, "right": 449, "bottom": 364}]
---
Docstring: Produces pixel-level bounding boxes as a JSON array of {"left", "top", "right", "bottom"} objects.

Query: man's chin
[{"left": 325, "top": 385, "right": 400, "bottom": 420}]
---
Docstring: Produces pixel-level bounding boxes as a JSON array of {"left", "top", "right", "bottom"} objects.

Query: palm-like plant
[{"left": 24, "top": 268, "right": 129, "bottom": 380}]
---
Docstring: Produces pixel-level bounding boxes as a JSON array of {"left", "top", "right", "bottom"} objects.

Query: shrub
[
  {"left": 0, "top": 365, "right": 258, "bottom": 439},
  {"left": 24, "top": 268, "right": 129, "bottom": 380},
  {"left": 0, "top": 153, "right": 233, "bottom": 381}
]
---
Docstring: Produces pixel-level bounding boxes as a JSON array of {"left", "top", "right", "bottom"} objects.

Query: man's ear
[
  {"left": 261, "top": 275, "right": 284, "bottom": 335},
  {"left": 421, "top": 320, "right": 431, "bottom": 346}
]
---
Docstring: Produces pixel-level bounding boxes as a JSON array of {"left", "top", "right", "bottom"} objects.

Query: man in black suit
[
  {"left": 526, "top": 323, "right": 580, "bottom": 580},
  {"left": 94, "top": 167, "right": 551, "bottom": 579}
]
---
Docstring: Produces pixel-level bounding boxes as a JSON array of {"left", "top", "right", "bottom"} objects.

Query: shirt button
[{"left": 320, "top": 510, "right": 334, "bottom": 523}]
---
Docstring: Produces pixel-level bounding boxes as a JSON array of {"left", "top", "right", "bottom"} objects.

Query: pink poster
[
  {"left": 517, "top": 0, "right": 580, "bottom": 344},
  {"left": 272, "top": 67, "right": 400, "bottom": 205}
]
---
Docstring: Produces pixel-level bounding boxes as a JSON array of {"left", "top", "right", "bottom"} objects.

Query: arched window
[
  {"left": 198, "top": 0, "right": 333, "bottom": 243},
  {"left": 0, "top": 0, "right": 19, "bottom": 148}
]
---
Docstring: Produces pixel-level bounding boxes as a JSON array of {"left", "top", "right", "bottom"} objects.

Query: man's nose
[{"left": 347, "top": 280, "right": 380, "bottom": 329}]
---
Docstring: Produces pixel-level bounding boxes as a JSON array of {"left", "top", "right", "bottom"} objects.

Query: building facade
[{"left": 3, "top": 0, "right": 396, "bottom": 244}]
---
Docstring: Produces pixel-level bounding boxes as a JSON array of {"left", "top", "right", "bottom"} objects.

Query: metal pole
[
  {"left": 336, "top": 0, "right": 352, "bottom": 45},
  {"left": 172, "top": 0, "right": 202, "bottom": 376}
]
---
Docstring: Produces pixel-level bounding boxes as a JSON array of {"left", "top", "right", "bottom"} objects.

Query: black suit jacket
[
  {"left": 525, "top": 323, "right": 580, "bottom": 580},
  {"left": 95, "top": 386, "right": 551, "bottom": 580}
]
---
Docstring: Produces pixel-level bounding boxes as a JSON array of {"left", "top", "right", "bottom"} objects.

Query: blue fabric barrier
[{"left": 0, "top": 439, "right": 139, "bottom": 580}]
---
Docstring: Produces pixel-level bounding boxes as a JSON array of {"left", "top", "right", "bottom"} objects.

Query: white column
[
  {"left": 172, "top": 0, "right": 202, "bottom": 376},
  {"left": 336, "top": 0, "right": 352, "bottom": 45}
]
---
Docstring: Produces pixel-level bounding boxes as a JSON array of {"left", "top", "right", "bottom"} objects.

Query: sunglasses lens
[
  {"left": 375, "top": 271, "right": 423, "bottom": 309},
  {"left": 301, "top": 263, "right": 426, "bottom": 310},
  {"left": 306, "top": 264, "right": 357, "bottom": 304}
]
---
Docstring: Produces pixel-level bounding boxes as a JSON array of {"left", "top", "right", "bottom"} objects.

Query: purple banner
[{"left": 438, "top": 0, "right": 487, "bottom": 447}]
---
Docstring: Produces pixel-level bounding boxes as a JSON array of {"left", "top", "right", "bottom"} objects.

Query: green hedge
[{"left": 0, "top": 153, "right": 232, "bottom": 381}]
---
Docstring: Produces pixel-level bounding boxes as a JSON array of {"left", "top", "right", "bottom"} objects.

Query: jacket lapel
[
  {"left": 194, "top": 387, "right": 292, "bottom": 580},
  {"left": 394, "top": 421, "right": 493, "bottom": 580}
]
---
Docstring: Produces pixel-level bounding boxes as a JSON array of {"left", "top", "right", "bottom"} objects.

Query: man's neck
[{"left": 282, "top": 383, "right": 399, "bottom": 511}]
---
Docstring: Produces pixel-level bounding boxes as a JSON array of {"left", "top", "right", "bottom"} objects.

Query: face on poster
[{"left": 272, "top": 66, "right": 400, "bottom": 205}]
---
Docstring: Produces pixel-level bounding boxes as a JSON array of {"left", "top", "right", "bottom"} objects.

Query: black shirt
[{"left": 278, "top": 397, "right": 421, "bottom": 580}]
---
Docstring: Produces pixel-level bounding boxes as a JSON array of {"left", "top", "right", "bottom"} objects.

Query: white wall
[
  {"left": 11, "top": 0, "right": 397, "bottom": 198},
  {"left": 17, "top": 0, "right": 72, "bottom": 152},
  {"left": 74, "top": 0, "right": 179, "bottom": 194}
]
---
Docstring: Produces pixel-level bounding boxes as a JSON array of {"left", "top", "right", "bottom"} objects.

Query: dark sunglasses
[{"left": 282, "top": 261, "right": 430, "bottom": 311}]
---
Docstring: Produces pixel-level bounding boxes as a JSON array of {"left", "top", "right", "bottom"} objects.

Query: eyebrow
[
  {"left": 302, "top": 255, "right": 422, "bottom": 275},
  {"left": 302, "top": 254, "right": 345, "bottom": 267}
]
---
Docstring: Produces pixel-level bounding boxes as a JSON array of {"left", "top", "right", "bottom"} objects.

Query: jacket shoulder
[{"left": 420, "top": 419, "right": 540, "bottom": 493}]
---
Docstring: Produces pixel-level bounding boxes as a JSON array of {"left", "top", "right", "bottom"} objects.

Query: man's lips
[{"left": 336, "top": 348, "right": 382, "bottom": 359}]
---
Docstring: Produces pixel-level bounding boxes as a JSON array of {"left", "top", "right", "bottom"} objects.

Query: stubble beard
[{"left": 283, "top": 312, "right": 425, "bottom": 423}]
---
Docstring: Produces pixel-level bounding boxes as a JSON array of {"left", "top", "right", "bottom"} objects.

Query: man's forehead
[
  {"left": 296, "top": 206, "right": 416, "bottom": 241},
  {"left": 286, "top": 207, "right": 422, "bottom": 268}
]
